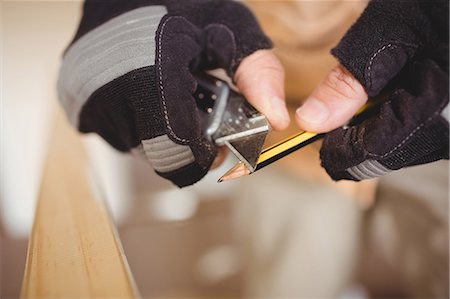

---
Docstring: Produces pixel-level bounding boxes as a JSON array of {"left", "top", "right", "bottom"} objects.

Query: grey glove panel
[
  {"left": 141, "top": 135, "right": 195, "bottom": 173},
  {"left": 57, "top": 6, "right": 167, "bottom": 126},
  {"left": 131, "top": 138, "right": 196, "bottom": 173},
  {"left": 346, "top": 160, "right": 391, "bottom": 180},
  {"left": 58, "top": 5, "right": 198, "bottom": 180}
]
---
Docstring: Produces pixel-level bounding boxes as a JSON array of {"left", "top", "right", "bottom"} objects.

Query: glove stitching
[
  {"left": 369, "top": 99, "right": 449, "bottom": 159},
  {"left": 157, "top": 16, "right": 213, "bottom": 157},
  {"left": 366, "top": 44, "right": 397, "bottom": 91},
  {"left": 157, "top": 16, "right": 193, "bottom": 144},
  {"left": 366, "top": 42, "right": 418, "bottom": 92}
]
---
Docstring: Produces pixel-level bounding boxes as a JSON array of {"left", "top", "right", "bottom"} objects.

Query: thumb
[
  {"left": 234, "top": 50, "right": 290, "bottom": 131},
  {"left": 295, "top": 64, "right": 368, "bottom": 133}
]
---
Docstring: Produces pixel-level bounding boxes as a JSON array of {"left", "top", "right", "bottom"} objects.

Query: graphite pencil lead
[{"left": 218, "top": 161, "right": 251, "bottom": 183}]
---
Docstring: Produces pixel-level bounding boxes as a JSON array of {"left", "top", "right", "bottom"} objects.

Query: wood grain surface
[{"left": 21, "top": 108, "right": 139, "bottom": 298}]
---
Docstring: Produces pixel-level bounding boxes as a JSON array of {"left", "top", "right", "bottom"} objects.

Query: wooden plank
[{"left": 21, "top": 107, "right": 139, "bottom": 298}]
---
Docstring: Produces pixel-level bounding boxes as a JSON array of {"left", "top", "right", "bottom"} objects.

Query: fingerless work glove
[
  {"left": 57, "top": 0, "right": 271, "bottom": 187},
  {"left": 320, "top": 0, "right": 449, "bottom": 181}
]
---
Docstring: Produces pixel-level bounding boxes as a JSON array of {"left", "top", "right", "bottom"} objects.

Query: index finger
[{"left": 234, "top": 50, "right": 290, "bottom": 131}]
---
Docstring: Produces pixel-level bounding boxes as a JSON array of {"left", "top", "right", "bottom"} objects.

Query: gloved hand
[
  {"left": 58, "top": 0, "right": 288, "bottom": 187},
  {"left": 296, "top": 0, "right": 449, "bottom": 180}
]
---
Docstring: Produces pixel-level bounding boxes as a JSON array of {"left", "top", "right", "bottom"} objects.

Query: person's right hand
[
  {"left": 295, "top": 0, "right": 449, "bottom": 181},
  {"left": 58, "top": 0, "right": 288, "bottom": 187}
]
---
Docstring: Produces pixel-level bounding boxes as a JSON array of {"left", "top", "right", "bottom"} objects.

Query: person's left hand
[{"left": 295, "top": 0, "right": 449, "bottom": 181}]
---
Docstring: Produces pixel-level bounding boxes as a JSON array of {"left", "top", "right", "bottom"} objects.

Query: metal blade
[{"left": 225, "top": 131, "right": 267, "bottom": 172}]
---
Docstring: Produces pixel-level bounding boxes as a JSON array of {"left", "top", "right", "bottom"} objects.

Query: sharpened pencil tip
[{"left": 217, "top": 162, "right": 251, "bottom": 183}]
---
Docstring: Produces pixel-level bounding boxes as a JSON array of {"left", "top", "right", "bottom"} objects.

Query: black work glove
[
  {"left": 320, "top": 0, "right": 449, "bottom": 180},
  {"left": 57, "top": 0, "right": 272, "bottom": 187}
]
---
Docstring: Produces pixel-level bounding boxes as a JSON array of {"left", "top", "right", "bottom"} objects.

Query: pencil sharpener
[{"left": 194, "top": 73, "right": 270, "bottom": 172}]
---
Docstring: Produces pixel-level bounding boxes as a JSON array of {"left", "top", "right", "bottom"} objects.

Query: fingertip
[
  {"left": 268, "top": 96, "right": 290, "bottom": 130},
  {"left": 235, "top": 49, "right": 289, "bottom": 130},
  {"left": 294, "top": 97, "right": 330, "bottom": 133},
  {"left": 271, "top": 117, "right": 291, "bottom": 131},
  {"left": 295, "top": 64, "right": 369, "bottom": 133}
]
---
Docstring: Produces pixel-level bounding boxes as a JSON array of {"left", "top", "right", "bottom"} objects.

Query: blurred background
[{"left": 1, "top": 1, "right": 448, "bottom": 298}]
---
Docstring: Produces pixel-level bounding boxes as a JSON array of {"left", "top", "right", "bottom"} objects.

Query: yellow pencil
[
  {"left": 218, "top": 98, "right": 383, "bottom": 182},
  {"left": 255, "top": 131, "right": 324, "bottom": 171}
]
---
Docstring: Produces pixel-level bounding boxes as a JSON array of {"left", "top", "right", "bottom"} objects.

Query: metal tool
[
  {"left": 194, "top": 73, "right": 270, "bottom": 172},
  {"left": 217, "top": 92, "right": 387, "bottom": 182},
  {"left": 194, "top": 74, "right": 388, "bottom": 182}
]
